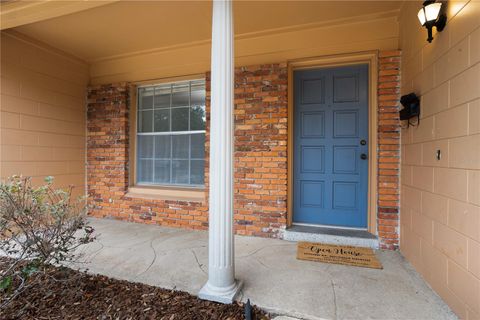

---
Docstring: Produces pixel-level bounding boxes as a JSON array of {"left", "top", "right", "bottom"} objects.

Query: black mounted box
[{"left": 399, "top": 93, "right": 420, "bottom": 121}]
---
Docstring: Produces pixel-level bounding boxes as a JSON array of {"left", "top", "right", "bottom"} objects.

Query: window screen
[{"left": 136, "top": 80, "right": 206, "bottom": 187}]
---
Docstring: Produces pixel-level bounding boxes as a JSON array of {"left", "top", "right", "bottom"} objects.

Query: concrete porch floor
[{"left": 76, "top": 218, "right": 456, "bottom": 320}]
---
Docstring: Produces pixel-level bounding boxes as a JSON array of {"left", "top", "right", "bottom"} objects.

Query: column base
[{"left": 198, "top": 280, "right": 243, "bottom": 304}]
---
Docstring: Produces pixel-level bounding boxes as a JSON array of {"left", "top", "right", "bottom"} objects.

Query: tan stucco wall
[
  {"left": 399, "top": 1, "right": 480, "bottom": 318},
  {"left": 89, "top": 15, "right": 399, "bottom": 84},
  {"left": 0, "top": 32, "right": 89, "bottom": 196}
]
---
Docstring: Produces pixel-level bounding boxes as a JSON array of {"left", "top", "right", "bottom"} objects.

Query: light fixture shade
[
  {"left": 424, "top": 2, "right": 442, "bottom": 22},
  {"left": 418, "top": 1, "right": 446, "bottom": 42},
  {"left": 418, "top": 8, "right": 427, "bottom": 25}
]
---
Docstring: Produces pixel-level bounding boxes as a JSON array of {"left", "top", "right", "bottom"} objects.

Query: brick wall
[
  {"left": 87, "top": 58, "right": 401, "bottom": 246},
  {"left": 87, "top": 64, "right": 288, "bottom": 237},
  {"left": 377, "top": 50, "right": 402, "bottom": 249},
  {"left": 232, "top": 64, "right": 288, "bottom": 237},
  {"left": 87, "top": 83, "right": 210, "bottom": 229}
]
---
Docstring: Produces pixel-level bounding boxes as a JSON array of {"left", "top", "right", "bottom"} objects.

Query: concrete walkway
[{"left": 76, "top": 218, "right": 456, "bottom": 320}]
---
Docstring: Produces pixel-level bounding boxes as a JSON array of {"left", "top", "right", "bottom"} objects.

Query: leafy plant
[{"left": 0, "top": 176, "right": 95, "bottom": 307}]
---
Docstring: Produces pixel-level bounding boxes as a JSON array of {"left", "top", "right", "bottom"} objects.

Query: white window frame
[{"left": 135, "top": 79, "right": 206, "bottom": 188}]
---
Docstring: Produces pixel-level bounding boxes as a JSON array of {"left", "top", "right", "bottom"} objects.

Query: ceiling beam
[{"left": 0, "top": 0, "right": 120, "bottom": 30}]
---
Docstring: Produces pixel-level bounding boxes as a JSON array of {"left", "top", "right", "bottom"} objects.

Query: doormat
[{"left": 297, "top": 242, "right": 383, "bottom": 269}]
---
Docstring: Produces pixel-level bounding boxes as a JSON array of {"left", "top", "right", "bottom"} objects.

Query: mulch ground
[{"left": 0, "top": 258, "right": 269, "bottom": 320}]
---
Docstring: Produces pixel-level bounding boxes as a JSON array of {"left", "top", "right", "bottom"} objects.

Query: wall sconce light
[{"left": 418, "top": 0, "right": 447, "bottom": 43}]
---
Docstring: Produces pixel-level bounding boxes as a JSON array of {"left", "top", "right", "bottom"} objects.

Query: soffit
[{"left": 11, "top": 1, "right": 403, "bottom": 62}]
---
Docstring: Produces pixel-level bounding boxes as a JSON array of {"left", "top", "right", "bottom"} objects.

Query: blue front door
[{"left": 293, "top": 64, "right": 369, "bottom": 228}]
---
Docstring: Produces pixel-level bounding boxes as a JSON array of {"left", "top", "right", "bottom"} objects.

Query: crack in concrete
[
  {"left": 154, "top": 244, "right": 206, "bottom": 256},
  {"left": 138, "top": 233, "right": 190, "bottom": 270},
  {"left": 191, "top": 249, "right": 207, "bottom": 275},
  {"left": 237, "top": 244, "right": 293, "bottom": 258},
  {"left": 98, "top": 236, "right": 163, "bottom": 249},
  {"left": 132, "top": 233, "right": 184, "bottom": 280},
  {"left": 133, "top": 236, "right": 159, "bottom": 279},
  {"left": 69, "top": 241, "right": 105, "bottom": 269},
  {"left": 83, "top": 241, "right": 105, "bottom": 262},
  {"left": 267, "top": 308, "right": 327, "bottom": 320},
  {"left": 331, "top": 279, "right": 338, "bottom": 320},
  {"left": 254, "top": 256, "right": 270, "bottom": 269}
]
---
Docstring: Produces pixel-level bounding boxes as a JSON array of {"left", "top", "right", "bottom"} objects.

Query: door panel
[{"left": 293, "top": 64, "right": 369, "bottom": 228}]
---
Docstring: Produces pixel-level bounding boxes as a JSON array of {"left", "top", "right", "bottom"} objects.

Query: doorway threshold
[{"left": 282, "top": 224, "right": 379, "bottom": 249}]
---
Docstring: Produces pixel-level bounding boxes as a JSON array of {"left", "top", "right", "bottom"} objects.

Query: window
[{"left": 136, "top": 80, "right": 206, "bottom": 187}]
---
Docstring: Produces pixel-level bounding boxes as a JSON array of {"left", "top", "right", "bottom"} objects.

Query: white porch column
[{"left": 198, "top": 0, "right": 242, "bottom": 304}]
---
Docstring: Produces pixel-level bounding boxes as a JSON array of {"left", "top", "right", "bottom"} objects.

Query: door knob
[
  {"left": 360, "top": 153, "right": 368, "bottom": 160},
  {"left": 360, "top": 139, "right": 367, "bottom": 145}
]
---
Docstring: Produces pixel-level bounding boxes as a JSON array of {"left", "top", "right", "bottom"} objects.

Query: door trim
[{"left": 287, "top": 51, "right": 379, "bottom": 235}]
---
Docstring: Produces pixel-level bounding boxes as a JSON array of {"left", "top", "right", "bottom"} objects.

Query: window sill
[{"left": 126, "top": 186, "right": 205, "bottom": 202}]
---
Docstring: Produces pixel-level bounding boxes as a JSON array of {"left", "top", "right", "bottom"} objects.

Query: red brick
[
  {"left": 87, "top": 54, "right": 401, "bottom": 248},
  {"left": 376, "top": 50, "right": 401, "bottom": 249}
]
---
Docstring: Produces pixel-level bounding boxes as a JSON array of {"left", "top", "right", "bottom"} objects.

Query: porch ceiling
[{"left": 8, "top": 0, "right": 402, "bottom": 63}]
